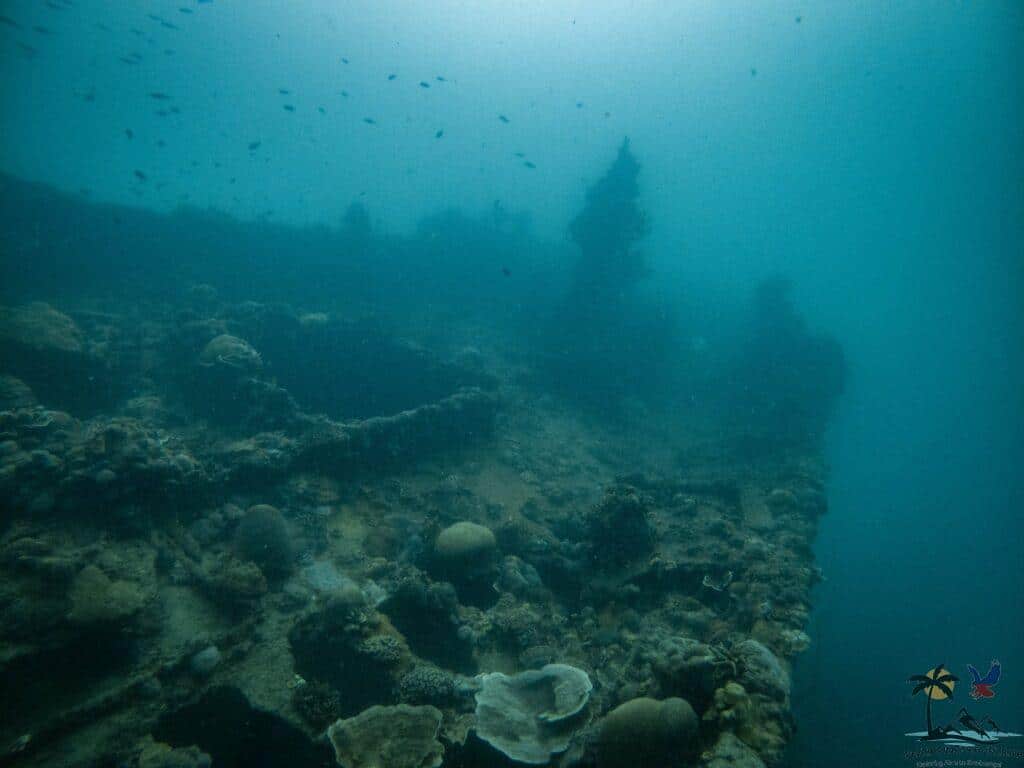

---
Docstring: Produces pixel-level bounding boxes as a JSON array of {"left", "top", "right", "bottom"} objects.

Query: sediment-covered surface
[{"left": 0, "top": 294, "right": 827, "bottom": 768}]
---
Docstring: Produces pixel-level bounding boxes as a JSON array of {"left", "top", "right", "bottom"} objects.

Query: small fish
[
  {"left": 179, "top": 7, "right": 193, "bottom": 13},
  {"left": 513, "top": 152, "right": 524, "bottom": 158},
  {"left": 750, "top": 67, "right": 757, "bottom": 77},
  {"left": 229, "top": 177, "right": 236, "bottom": 184},
  {"left": 0, "top": 15, "right": 21, "bottom": 28},
  {"left": 283, "top": 104, "right": 295, "bottom": 112},
  {"left": 576, "top": 101, "right": 583, "bottom": 108},
  {"left": 523, "top": 161, "right": 536, "bottom": 169},
  {"left": 435, "top": 129, "right": 443, "bottom": 139},
  {"left": 248, "top": 141, "right": 261, "bottom": 150},
  {"left": 118, "top": 56, "right": 137, "bottom": 65},
  {"left": 133, "top": 170, "right": 148, "bottom": 181},
  {"left": 16, "top": 42, "right": 37, "bottom": 57},
  {"left": 318, "top": 106, "right": 325, "bottom": 114},
  {"left": 498, "top": 114, "right": 509, "bottom": 123},
  {"left": 795, "top": 15, "right": 802, "bottom": 23},
  {"left": 501, "top": 267, "right": 511, "bottom": 277},
  {"left": 341, "top": 57, "right": 349, "bottom": 64},
  {"left": 161, "top": 21, "right": 179, "bottom": 29},
  {"left": 197, "top": 0, "right": 213, "bottom": 4},
  {"left": 169, "top": 106, "right": 181, "bottom": 114},
  {"left": 156, "top": 139, "right": 166, "bottom": 147},
  {"left": 363, "top": 117, "right": 376, "bottom": 124},
  {"left": 419, "top": 81, "right": 430, "bottom": 88},
  {"left": 164, "top": 49, "right": 175, "bottom": 55},
  {"left": 341, "top": 90, "right": 348, "bottom": 98},
  {"left": 387, "top": 74, "right": 396, "bottom": 80},
  {"left": 125, "top": 128, "right": 134, "bottom": 139},
  {"left": 33, "top": 25, "right": 51, "bottom": 35},
  {"left": 278, "top": 88, "right": 290, "bottom": 95},
  {"left": 146, "top": 14, "right": 162, "bottom": 22},
  {"left": 436, "top": 75, "right": 446, "bottom": 82},
  {"left": 150, "top": 92, "right": 170, "bottom": 100}
]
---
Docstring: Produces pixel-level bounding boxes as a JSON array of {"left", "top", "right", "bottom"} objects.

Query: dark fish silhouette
[
  {"left": 436, "top": 75, "right": 446, "bottom": 82},
  {"left": 750, "top": 67, "right": 758, "bottom": 77},
  {"left": 33, "top": 25, "right": 51, "bottom": 35},
  {"left": 150, "top": 92, "right": 170, "bottom": 100},
  {"left": 796, "top": 16, "right": 802, "bottom": 23},
  {"left": 318, "top": 106, "right": 325, "bottom": 114},
  {"left": 513, "top": 152, "right": 524, "bottom": 158},
  {"left": 283, "top": 104, "right": 295, "bottom": 112},
  {"left": 0, "top": 15, "right": 21, "bottom": 28},
  {"left": 17, "top": 42, "right": 37, "bottom": 57},
  {"left": 278, "top": 88, "right": 290, "bottom": 94},
  {"left": 576, "top": 101, "right": 583, "bottom": 108},
  {"left": 341, "top": 90, "right": 349, "bottom": 98},
  {"left": 419, "top": 81, "right": 430, "bottom": 88},
  {"left": 180, "top": 8, "right": 193, "bottom": 13},
  {"left": 967, "top": 661, "right": 1001, "bottom": 700},
  {"left": 523, "top": 161, "right": 536, "bottom": 169},
  {"left": 387, "top": 74, "right": 396, "bottom": 80},
  {"left": 363, "top": 117, "right": 376, "bottom": 124},
  {"left": 125, "top": 129, "right": 134, "bottom": 139},
  {"left": 248, "top": 141, "right": 261, "bottom": 150},
  {"left": 502, "top": 267, "right": 511, "bottom": 277},
  {"left": 161, "top": 21, "right": 179, "bottom": 29},
  {"left": 133, "top": 170, "right": 148, "bottom": 181},
  {"left": 435, "top": 129, "right": 443, "bottom": 139},
  {"left": 498, "top": 115, "right": 509, "bottom": 123},
  {"left": 341, "top": 57, "right": 349, "bottom": 64}
]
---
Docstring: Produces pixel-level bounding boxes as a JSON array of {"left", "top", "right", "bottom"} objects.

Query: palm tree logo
[{"left": 908, "top": 663, "right": 960, "bottom": 737}]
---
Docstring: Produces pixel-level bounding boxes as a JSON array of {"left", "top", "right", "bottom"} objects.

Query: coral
[
  {"left": 704, "top": 682, "right": 790, "bottom": 764},
  {"left": 0, "top": 302, "right": 83, "bottom": 352},
  {"left": 198, "top": 334, "right": 262, "bottom": 371},
  {"left": 136, "top": 736, "right": 212, "bottom": 768},
  {"left": 292, "top": 680, "right": 343, "bottom": 730},
  {"left": 733, "top": 639, "right": 790, "bottom": 701},
  {"left": 473, "top": 663, "right": 592, "bottom": 764},
  {"left": 189, "top": 645, "right": 221, "bottom": 677},
  {"left": 326, "top": 704, "right": 444, "bottom": 768},
  {"left": 205, "top": 556, "right": 267, "bottom": 606},
  {"left": 397, "top": 665, "right": 455, "bottom": 706},
  {"left": 66, "top": 564, "right": 146, "bottom": 626},
  {"left": 233, "top": 504, "right": 295, "bottom": 578},
  {"left": 0, "top": 374, "right": 36, "bottom": 410},
  {"left": 0, "top": 302, "right": 120, "bottom": 414},
  {"left": 586, "top": 484, "right": 654, "bottom": 566},
  {"left": 357, "top": 634, "right": 406, "bottom": 666},
  {"left": 649, "top": 637, "right": 735, "bottom": 705},
  {"left": 433, "top": 521, "right": 496, "bottom": 563},
  {"left": 597, "top": 697, "right": 699, "bottom": 768},
  {"left": 701, "top": 732, "right": 767, "bottom": 768}
]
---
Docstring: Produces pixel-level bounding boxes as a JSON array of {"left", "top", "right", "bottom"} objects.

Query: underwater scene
[{"left": 0, "top": 2, "right": 1022, "bottom": 768}]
